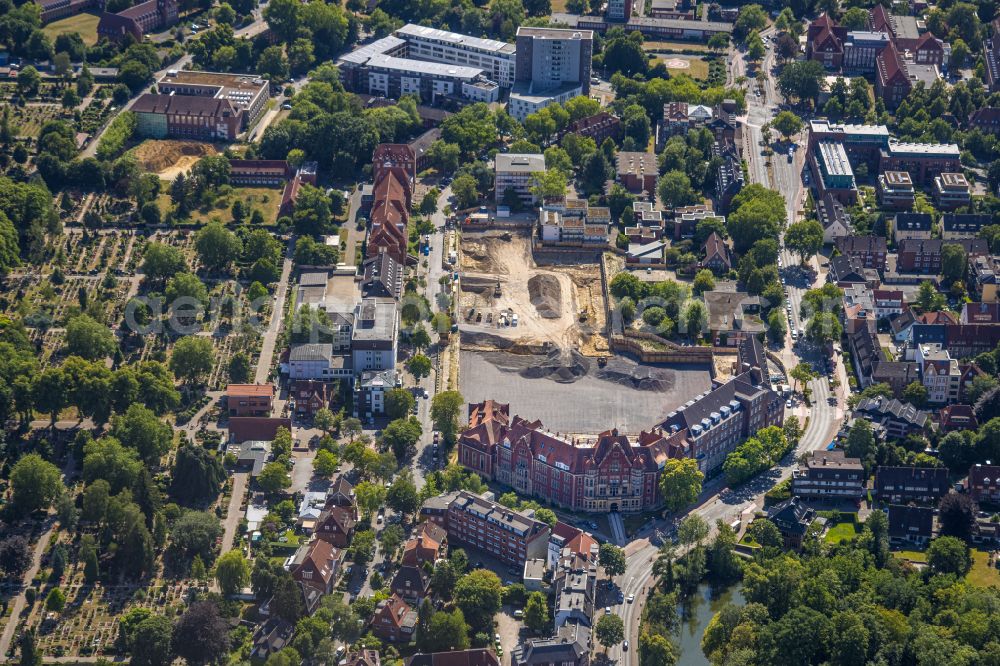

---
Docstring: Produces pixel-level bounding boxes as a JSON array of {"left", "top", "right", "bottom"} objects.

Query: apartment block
[
  {"left": 419, "top": 490, "right": 551, "bottom": 566},
  {"left": 879, "top": 141, "right": 961, "bottom": 185},
  {"left": 395, "top": 24, "right": 516, "bottom": 88},
  {"left": 792, "top": 450, "right": 865, "bottom": 502},
  {"left": 496, "top": 153, "right": 546, "bottom": 206},
  {"left": 616, "top": 151, "right": 658, "bottom": 195},
  {"left": 877, "top": 170, "right": 915, "bottom": 210},
  {"left": 809, "top": 141, "right": 857, "bottom": 205},
  {"left": 875, "top": 466, "right": 949, "bottom": 504},
  {"left": 933, "top": 172, "right": 971, "bottom": 210}
]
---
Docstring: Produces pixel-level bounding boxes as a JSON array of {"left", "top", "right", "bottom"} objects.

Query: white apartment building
[
  {"left": 395, "top": 24, "right": 517, "bottom": 88},
  {"left": 916, "top": 344, "right": 961, "bottom": 404}
]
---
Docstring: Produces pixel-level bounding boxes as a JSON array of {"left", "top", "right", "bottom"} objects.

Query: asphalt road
[{"left": 611, "top": 38, "right": 846, "bottom": 666}]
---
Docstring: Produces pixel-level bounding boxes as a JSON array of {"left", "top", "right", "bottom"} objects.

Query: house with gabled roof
[
  {"left": 289, "top": 539, "right": 340, "bottom": 596},
  {"left": 372, "top": 594, "right": 417, "bottom": 642},
  {"left": 888, "top": 504, "right": 934, "bottom": 545},
  {"left": 315, "top": 505, "right": 357, "bottom": 548}
]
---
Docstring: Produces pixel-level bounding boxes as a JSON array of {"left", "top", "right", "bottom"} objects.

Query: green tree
[
  {"left": 112, "top": 403, "right": 172, "bottom": 464},
  {"left": 595, "top": 614, "right": 625, "bottom": 650},
  {"left": 657, "top": 170, "right": 697, "bottom": 208},
  {"left": 425, "top": 607, "right": 470, "bottom": 652},
  {"left": 784, "top": 220, "right": 823, "bottom": 262},
  {"left": 171, "top": 601, "right": 232, "bottom": 666},
  {"left": 902, "top": 381, "right": 930, "bottom": 408},
  {"left": 130, "top": 615, "right": 173, "bottom": 666},
  {"left": 387, "top": 472, "right": 420, "bottom": 515},
  {"left": 194, "top": 221, "right": 243, "bottom": 273},
  {"left": 354, "top": 481, "right": 387, "bottom": 515},
  {"left": 523, "top": 591, "right": 549, "bottom": 634},
  {"left": 454, "top": 569, "right": 502, "bottom": 633},
  {"left": 692, "top": 269, "right": 715, "bottom": 295},
  {"left": 215, "top": 550, "right": 250, "bottom": 595},
  {"left": 10, "top": 453, "right": 63, "bottom": 516},
  {"left": 169, "top": 336, "right": 214, "bottom": 383},
  {"left": 431, "top": 390, "right": 464, "bottom": 443},
  {"left": 599, "top": 543, "right": 626, "bottom": 577},
  {"left": 406, "top": 353, "right": 432, "bottom": 380},
  {"left": 658, "top": 457, "right": 704, "bottom": 513},
  {"left": 385, "top": 388, "right": 416, "bottom": 420},
  {"left": 771, "top": 110, "right": 804, "bottom": 139},
  {"left": 941, "top": 243, "right": 968, "bottom": 284},
  {"left": 927, "top": 535, "right": 971, "bottom": 575},
  {"left": 165, "top": 272, "right": 209, "bottom": 307},
  {"left": 170, "top": 511, "right": 222, "bottom": 561},
  {"left": 65, "top": 314, "right": 116, "bottom": 360},
  {"left": 141, "top": 242, "right": 187, "bottom": 281},
  {"left": 45, "top": 588, "right": 65, "bottom": 612},
  {"left": 229, "top": 352, "right": 251, "bottom": 383},
  {"left": 451, "top": 174, "right": 479, "bottom": 209},
  {"left": 789, "top": 362, "right": 815, "bottom": 392},
  {"left": 258, "top": 462, "right": 291, "bottom": 494}
]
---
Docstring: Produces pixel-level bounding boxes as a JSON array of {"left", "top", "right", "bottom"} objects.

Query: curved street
[{"left": 611, "top": 34, "right": 846, "bottom": 666}]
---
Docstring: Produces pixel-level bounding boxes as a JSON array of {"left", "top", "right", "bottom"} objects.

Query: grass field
[
  {"left": 550, "top": 0, "right": 567, "bottom": 11},
  {"left": 968, "top": 550, "right": 1000, "bottom": 587},
  {"left": 41, "top": 12, "right": 101, "bottom": 45},
  {"left": 645, "top": 40, "right": 711, "bottom": 53},
  {"left": 156, "top": 186, "right": 284, "bottom": 225},
  {"left": 823, "top": 521, "right": 860, "bottom": 545},
  {"left": 658, "top": 56, "right": 709, "bottom": 80},
  {"left": 896, "top": 549, "right": 928, "bottom": 563}
]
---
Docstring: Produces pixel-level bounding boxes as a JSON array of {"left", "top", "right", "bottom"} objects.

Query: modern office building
[
  {"left": 810, "top": 141, "right": 858, "bottom": 204},
  {"left": 495, "top": 153, "right": 546, "bottom": 206},
  {"left": 351, "top": 298, "right": 399, "bottom": 376},
  {"left": 509, "top": 27, "right": 593, "bottom": 121},
  {"left": 879, "top": 141, "right": 961, "bottom": 185}
]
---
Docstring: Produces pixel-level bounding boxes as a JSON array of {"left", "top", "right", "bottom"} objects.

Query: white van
[{"left": 511, "top": 314, "right": 519, "bottom": 327}]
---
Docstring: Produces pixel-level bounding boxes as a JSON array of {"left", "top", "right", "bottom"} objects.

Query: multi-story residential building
[
  {"left": 892, "top": 212, "right": 932, "bottom": 242},
  {"left": 933, "top": 172, "right": 972, "bottom": 210},
  {"left": 817, "top": 193, "right": 852, "bottom": 244},
  {"left": 879, "top": 141, "right": 962, "bottom": 185},
  {"left": 538, "top": 199, "right": 609, "bottom": 245},
  {"left": 896, "top": 238, "right": 989, "bottom": 274},
  {"left": 810, "top": 141, "right": 858, "bottom": 204},
  {"left": 509, "top": 27, "right": 593, "bottom": 121},
  {"left": 228, "top": 159, "right": 294, "bottom": 186},
  {"left": 766, "top": 498, "right": 816, "bottom": 550},
  {"left": 671, "top": 205, "right": 719, "bottom": 241},
  {"left": 968, "top": 464, "right": 1000, "bottom": 504},
  {"left": 226, "top": 384, "right": 274, "bottom": 417},
  {"left": 701, "top": 232, "right": 732, "bottom": 274},
  {"left": 338, "top": 35, "right": 499, "bottom": 105},
  {"left": 704, "top": 290, "right": 765, "bottom": 346},
  {"left": 854, "top": 396, "right": 930, "bottom": 440},
  {"left": 792, "top": 450, "right": 865, "bottom": 502},
  {"left": 513, "top": 623, "right": 590, "bottom": 666},
  {"left": 409, "top": 650, "right": 500, "bottom": 666},
  {"left": 496, "top": 153, "right": 546, "bottom": 206},
  {"left": 606, "top": 0, "right": 633, "bottom": 21},
  {"left": 354, "top": 369, "right": 396, "bottom": 420},
  {"left": 942, "top": 213, "right": 992, "bottom": 240},
  {"left": 835, "top": 235, "right": 887, "bottom": 272},
  {"left": 294, "top": 272, "right": 357, "bottom": 350},
  {"left": 875, "top": 466, "right": 949, "bottom": 504},
  {"left": 394, "top": 24, "right": 516, "bottom": 88},
  {"left": 842, "top": 284, "right": 876, "bottom": 334},
  {"left": 351, "top": 298, "right": 398, "bottom": 376},
  {"left": 916, "top": 344, "right": 961, "bottom": 404},
  {"left": 986, "top": 19, "right": 1000, "bottom": 93},
  {"left": 615, "top": 151, "right": 659, "bottom": 194},
  {"left": 419, "top": 490, "right": 551, "bottom": 566},
  {"left": 969, "top": 107, "right": 1000, "bottom": 133},
  {"left": 372, "top": 595, "right": 417, "bottom": 643},
  {"left": 565, "top": 112, "right": 622, "bottom": 144},
  {"left": 873, "top": 289, "right": 904, "bottom": 321},
  {"left": 877, "top": 170, "right": 916, "bottom": 210},
  {"left": 960, "top": 301, "right": 1000, "bottom": 324},
  {"left": 888, "top": 504, "right": 934, "bottom": 545}
]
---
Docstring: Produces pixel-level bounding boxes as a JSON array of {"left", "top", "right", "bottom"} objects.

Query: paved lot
[{"left": 460, "top": 352, "right": 713, "bottom": 433}]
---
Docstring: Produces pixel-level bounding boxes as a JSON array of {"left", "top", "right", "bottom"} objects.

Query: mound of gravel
[
  {"left": 519, "top": 348, "right": 590, "bottom": 383},
  {"left": 528, "top": 274, "right": 562, "bottom": 319},
  {"left": 596, "top": 358, "right": 675, "bottom": 392}
]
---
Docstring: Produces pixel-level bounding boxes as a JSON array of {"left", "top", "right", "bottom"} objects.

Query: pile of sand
[
  {"left": 132, "top": 140, "right": 217, "bottom": 175},
  {"left": 528, "top": 274, "right": 562, "bottom": 319}
]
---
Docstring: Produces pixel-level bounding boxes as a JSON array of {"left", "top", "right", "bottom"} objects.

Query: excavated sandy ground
[
  {"left": 459, "top": 231, "right": 607, "bottom": 355},
  {"left": 132, "top": 140, "right": 218, "bottom": 179}
]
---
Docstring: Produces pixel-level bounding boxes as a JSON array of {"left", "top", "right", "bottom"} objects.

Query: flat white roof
[
  {"left": 496, "top": 153, "right": 546, "bottom": 172},
  {"left": 338, "top": 35, "right": 406, "bottom": 65},
  {"left": 818, "top": 142, "right": 854, "bottom": 177},
  {"left": 396, "top": 24, "right": 516, "bottom": 55},
  {"left": 366, "top": 54, "right": 484, "bottom": 79},
  {"left": 887, "top": 141, "right": 960, "bottom": 157}
]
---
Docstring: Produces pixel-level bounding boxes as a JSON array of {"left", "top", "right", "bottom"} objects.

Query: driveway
[
  {"left": 219, "top": 472, "right": 249, "bottom": 555},
  {"left": 255, "top": 242, "right": 294, "bottom": 384}
]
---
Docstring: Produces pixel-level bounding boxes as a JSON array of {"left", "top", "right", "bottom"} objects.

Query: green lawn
[
  {"left": 824, "top": 521, "right": 860, "bottom": 544},
  {"left": 644, "top": 40, "right": 711, "bottom": 53},
  {"left": 42, "top": 12, "right": 101, "bottom": 45},
  {"left": 967, "top": 550, "right": 1000, "bottom": 588},
  {"left": 658, "top": 56, "right": 710, "bottom": 80},
  {"left": 895, "top": 549, "right": 928, "bottom": 563}
]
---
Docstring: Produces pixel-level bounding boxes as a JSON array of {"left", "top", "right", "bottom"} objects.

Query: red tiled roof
[
  {"left": 227, "top": 383, "right": 274, "bottom": 398},
  {"left": 228, "top": 417, "right": 291, "bottom": 443}
]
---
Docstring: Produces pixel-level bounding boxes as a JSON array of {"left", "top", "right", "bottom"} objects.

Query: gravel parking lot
[{"left": 460, "top": 351, "right": 713, "bottom": 433}]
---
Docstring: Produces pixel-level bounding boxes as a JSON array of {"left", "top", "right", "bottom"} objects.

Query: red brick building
[
  {"left": 315, "top": 506, "right": 358, "bottom": 548},
  {"left": 367, "top": 147, "right": 413, "bottom": 265},
  {"left": 291, "top": 380, "right": 333, "bottom": 416},
  {"left": 419, "top": 490, "right": 550, "bottom": 566},
  {"left": 372, "top": 595, "right": 417, "bottom": 642},
  {"left": 565, "top": 112, "right": 622, "bottom": 144},
  {"left": 968, "top": 464, "right": 1000, "bottom": 504},
  {"left": 835, "top": 235, "right": 888, "bottom": 272},
  {"left": 226, "top": 384, "right": 274, "bottom": 417},
  {"left": 896, "top": 238, "right": 988, "bottom": 273}
]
